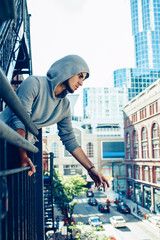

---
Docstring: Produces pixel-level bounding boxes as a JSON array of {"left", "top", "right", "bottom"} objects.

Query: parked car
[
  {"left": 117, "top": 203, "right": 131, "bottom": 213},
  {"left": 88, "top": 216, "right": 103, "bottom": 228},
  {"left": 86, "top": 190, "right": 94, "bottom": 197},
  {"left": 149, "top": 216, "right": 160, "bottom": 226},
  {"left": 98, "top": 204, "right": 110, "bottom": 213},
  {"left": 110, "top": 216, "right": 126, "bottom": 228},
  {"left": 88, "top": 198, "right": 98, "bottom": 206}
]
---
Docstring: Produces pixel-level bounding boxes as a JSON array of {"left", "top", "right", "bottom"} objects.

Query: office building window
[
  {"left": 152, "top": 123, "right": 159, "bottom": 159},
  {"left": 140, "top": 108, "right": 146, "bottom": 120},
  {"left": 155, "top": 167, "right": 160, "bottom": 185},
  {"left": 87, "top": 142, "right": 94, "bottom": 158},
  {"left": 51, "top": 142, "right": 58, "bottom": 158},
  {"left": 125, "top": 117, "right": 130, "bottom": 127},
  {"left": 133, "top": 130, "right": 138, "bottom": 159},
  {"left": 131, "top": 113, "right": 137, "bottom": 123},
  {"left": 141, "top": 127, "right": 148, "bottom": 158},
  {"left": 128, "top": 165, "right": 133, "bottom": 178},
  {"left": 135, "top": 165, "right": 139, "bottom": 180},
  {"left": 126, "top": 132, "right": 130, "bottom": 159},
  {"left": 144, "top": 166, "right": 149, "bottom": 182},
  {"left": 149, "top": 102, "right": 158, "bottom": 115}
]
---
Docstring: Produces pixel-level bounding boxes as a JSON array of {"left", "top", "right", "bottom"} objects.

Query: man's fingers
[
  {"left": 28, "top": 170, "right": 34, "bottom": 177},
  {"left": 28, "top": 158, "right": 36, "bottom": 173},
  {"left": 21, "top": 157, "right": 36, "bottom": 176}
]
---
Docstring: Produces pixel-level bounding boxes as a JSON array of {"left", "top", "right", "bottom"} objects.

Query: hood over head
[{"left": 47, "top": 55, "right": 90, "bottom": 98}]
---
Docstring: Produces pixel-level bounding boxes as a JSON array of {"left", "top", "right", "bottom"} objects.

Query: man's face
[{"left": 64, "top": 72, "right": 87, "bottom": 93}]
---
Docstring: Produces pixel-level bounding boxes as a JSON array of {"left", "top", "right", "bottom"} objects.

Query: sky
[{"left": 27, "top": 0, "right": 135, "bottom": 114}]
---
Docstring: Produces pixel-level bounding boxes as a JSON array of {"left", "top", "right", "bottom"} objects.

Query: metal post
[
  {"left": 49, "top": 152, "right": 54, "bottom": 182},
  {"left": 36, "top": 129, "right": 45, "bottom": 240}
]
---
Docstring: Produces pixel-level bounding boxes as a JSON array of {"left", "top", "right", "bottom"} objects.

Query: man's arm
[
  {"left": 16, "top": 129, "right": 36, "bottom": 176},
  {"left": 71, "top": 146, "right": 109, "bottom": 189}
]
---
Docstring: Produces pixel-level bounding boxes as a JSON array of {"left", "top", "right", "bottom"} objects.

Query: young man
[{"left": 0, "top": 55, "right": 109, "bottom": 189}]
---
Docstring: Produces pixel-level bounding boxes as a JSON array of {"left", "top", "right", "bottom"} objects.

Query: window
[
  {"left": 141, "top": 127, "right": 148, "bottom": 158},
  {"left": 144, "top": 166, "right": 149, "bottom": 182},
  {"left": 142, "top": 127, "right": 147, "bottom": 140},
  {"left": 149, "top": 102, "right": 158, "bottom": 115},
  {"left": 133, "top": 130, "right": 138, "bottom": 159},
  {"left": 128, "top": 165, "right": 133, "bottom": 178},
  {"left": 87, "top": 142, "right": 94, "bottom": 158},
  {"left": 51, "top": 142, "right": 58, "bottom": 158},
  {"left": 125, "top": 117, "right": 130, "bottom": 127},
  {"left": 140, "top": 108, "right": 146, "bottom": 120},
  {"left": 126, "top": 133, "right": 130, "bottom": 159},
  {"left": 119, "top": 164, "right": 126, "bottom": 176},
  {"left": 155, "top": 167, "right": 160, "bottom": 184},
  {"left": 135, "top": 165, "right": 139, "bottom": 180},
  {"left": 152, "top": 123, "right": 158, "bottom": 138},
  {"left": 131, "top": 113, "right": 137, "bottom": 123},
  {"left": 142, "top": 144, "right": 148, "bottom": 158},
  {"left": 152, "top": 123, "right": 159, "bottom": 159}
]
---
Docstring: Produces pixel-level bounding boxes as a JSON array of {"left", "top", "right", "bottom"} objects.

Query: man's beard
[{"left": 64, "top": 79, "right": 74, "bottom": 93}]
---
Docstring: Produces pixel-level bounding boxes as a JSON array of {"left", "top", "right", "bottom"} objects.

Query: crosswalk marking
[{"left": 77, "top": 198, "right": 107, "bottom": 204}]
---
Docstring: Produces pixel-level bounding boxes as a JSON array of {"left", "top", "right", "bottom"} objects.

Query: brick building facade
[{"left": 123, "top": 79, "right": 160, "bottom": 213}]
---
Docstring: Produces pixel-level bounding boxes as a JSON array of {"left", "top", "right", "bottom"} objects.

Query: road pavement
[{"left": 73, "top": 189, "right": 160, "bottom": 240}]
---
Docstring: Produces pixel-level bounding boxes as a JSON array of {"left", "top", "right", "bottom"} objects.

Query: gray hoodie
[{"left": 0, "top": 55, "right": 90, "bottom": 153}]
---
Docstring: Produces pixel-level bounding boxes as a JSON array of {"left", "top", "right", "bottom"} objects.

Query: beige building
[
  {"left": 123, "top": 79, "right": 160, "bottom": 214},
  {"left": 97, "top": 137, "right": 125, "bottom": 192},
  {"left": 43, "top": 125, "right": 125, "bottom": 191},
  {"left": 43, "top": 126, "right": 98, "bottom": 183}
]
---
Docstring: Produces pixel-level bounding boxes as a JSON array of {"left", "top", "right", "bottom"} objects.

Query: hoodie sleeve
[
  {"left": 10, "top": 76, "right": 40, "bottom": 131},
  {"left": 57, "top": 107, "right": 80, "bottom": 153}
]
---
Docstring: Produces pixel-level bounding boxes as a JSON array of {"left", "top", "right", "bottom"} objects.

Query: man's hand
[
  {"left": 16, "top": 129, "right": 36, "bottom": 177},
  {"left": 21, "top": 156, "right": 36, "bottom": 177},
  {"left": 88, "top": 167, "right": 110, "bottom": 190},
  {"left": 71, "top": 146, "right": 110, "bottom": 190}
]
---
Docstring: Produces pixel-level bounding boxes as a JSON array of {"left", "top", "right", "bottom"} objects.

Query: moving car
[
  {"left": 110, "top": 216, "right": 126, "bottom": 228},
  {"left": 88, "top": 198, "right": 98, "bottom": 206},
  {"left": 86, "top": 190, "right": 94, "bottom": 197},
  {"left": 88, "top": 216, "right": 103, "bottom": 228},
  {"left": 98, "top": 204, "right": 110, "bottom": 213},
  {"left": 117, "top": 203, "right": 131, "bottom": 213}
]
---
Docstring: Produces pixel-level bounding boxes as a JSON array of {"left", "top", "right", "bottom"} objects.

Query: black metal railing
[
  {"left": 0, "top": 0, "right": 31, "bottom": 77},
  {"left": 0, "top": 69, "right": 45, "bottom": 240}
]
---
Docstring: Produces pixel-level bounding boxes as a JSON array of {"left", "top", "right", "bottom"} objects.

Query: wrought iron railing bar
[
  {"left": 27, "top": 177, "right": 29, "bottom": 240},
  {"left": 32, "top": 179, "right": 34, "bottom": 239},
  {"left": 27, "top": 176, "right": 30, "bottom": 240},
  {"left": 21, "top": 172, "right": 24, "bottom": 240},
  {"left": 0, "top": 208, "right": 1, "bottom": 240},
  {"left": 30, "top": 181, "right": 32, "bottom": 240},
  {"left": 26, "top": 173, "right": 29, "bottom": 239},
  {"left": 0, "top": 120, "right": 38, "bottom": 153},
  {"left": 3, "top": 177, "right": 8, "bottom": 240},
  {"left": 24, "top": 171, "right": 27, "bottom": 240},
  {"left": 0, "top": 165, "right": 37, "bottom": 177},
  {"left": 0, "top": 21, "right": 11, "bottom": 48},
  {"left": 0, "top": 69, "right": 38, "bottom": 136},
  {"left": 4, "top": 141, "right": 7, "bottom": 169},
  {"left": 11, "top": 175, "right": 15, "bottom": 240},
  {"left": 17, "top": 173, "right": 20, "bottom": 240},
  {"left": 33, "top": 173, "right": 37, "bottom": 240}
]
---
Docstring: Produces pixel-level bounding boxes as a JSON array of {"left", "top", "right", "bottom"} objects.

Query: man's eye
[{"left": 78, "top": 73, "right": 84, "bottom": 78}]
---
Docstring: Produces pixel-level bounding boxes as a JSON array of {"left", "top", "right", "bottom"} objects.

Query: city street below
[{"left": 73, "top": 190, "right": 160, "bottom": 240}]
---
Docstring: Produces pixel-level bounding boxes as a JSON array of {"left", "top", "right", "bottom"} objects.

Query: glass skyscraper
[
  {"left": 114, "top": 0, "right": 160, "bottom": 101},
  {"left": 82, "top": 87, "right": 128, "bottom": 137}
]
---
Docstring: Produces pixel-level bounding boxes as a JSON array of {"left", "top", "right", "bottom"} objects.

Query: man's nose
[{"left": 79, "top": 79, "right": 83, "bottom": 86}]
